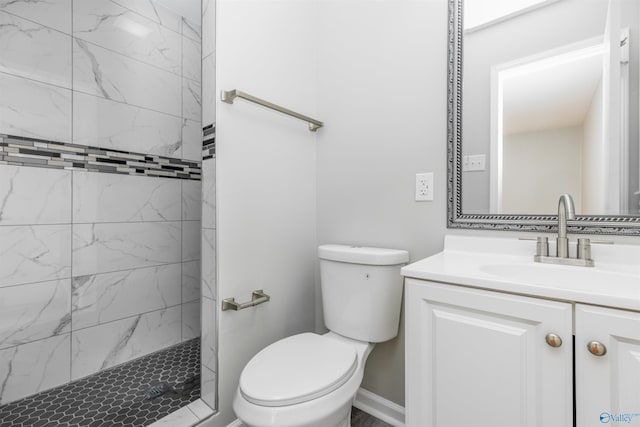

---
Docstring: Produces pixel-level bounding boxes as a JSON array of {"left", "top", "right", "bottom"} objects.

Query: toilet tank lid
[{"left": 318, "top": 244, "right": 409, "bottom": 265}]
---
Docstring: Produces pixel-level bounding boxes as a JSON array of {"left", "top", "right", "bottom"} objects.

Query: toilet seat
[{"left": 239, "top": 333, "right": 358, "bottom": 407}]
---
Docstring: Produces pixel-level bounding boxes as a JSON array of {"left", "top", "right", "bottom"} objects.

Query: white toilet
[{"left": 233, "top": 244, "right": 409, "bottom": 427}]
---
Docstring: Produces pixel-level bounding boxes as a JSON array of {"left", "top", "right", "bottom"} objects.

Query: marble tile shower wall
[
  {"left": 200, "top": 0, "right": 217, "bottom": 411},
  {"left": 0, "top": 0, "right": 203, "bottom": 406}
]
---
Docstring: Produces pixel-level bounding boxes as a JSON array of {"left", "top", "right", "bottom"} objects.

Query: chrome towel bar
[
  {"left": 221, "top": 89, "right": 324, "bottom": 132},
  {"left": 222, "top": 289, "right": 271, "bottom": 311}
]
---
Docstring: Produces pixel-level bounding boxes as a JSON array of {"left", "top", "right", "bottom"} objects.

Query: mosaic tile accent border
[
  {"left": 0, "top": 134, "right": 202, "bottom": 181},
  {"left": 0, "top": 338, "right": 201, "bottom": 427},
  {"left": 203, "top": 124, "right": 215, "bottom": 139},
  {"left": 202, "top": 124, "right": 215, "bottom": 160},
  {"left": 202, "top": 142, "right": 215, "bottom": 160}
]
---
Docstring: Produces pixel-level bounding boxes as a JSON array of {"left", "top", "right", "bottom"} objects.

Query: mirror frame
[{"left": 447, "top": 0, "right": 640, "bottom": 235}]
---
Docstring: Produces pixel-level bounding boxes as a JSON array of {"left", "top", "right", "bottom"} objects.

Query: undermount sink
[{"left": 479, "top": 263, "right": 640, "bottom": 288}]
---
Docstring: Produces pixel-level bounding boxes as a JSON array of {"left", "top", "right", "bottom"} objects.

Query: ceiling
[
  {"left": 502, "top": 49, "right": 604, "bottom": 135},
  {"left": 464, "top": 0, "right": 559, "bottom": 32}
]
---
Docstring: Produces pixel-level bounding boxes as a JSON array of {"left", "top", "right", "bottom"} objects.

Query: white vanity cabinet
[
  {"left": 575, "top": 304, "right": 640, "bottom": 427},
  {"left": 405, "top": 279, "right": 574, "bottom": 427},
  {"left": 405, "top": 279, "right": 640, "bottom": 427}
]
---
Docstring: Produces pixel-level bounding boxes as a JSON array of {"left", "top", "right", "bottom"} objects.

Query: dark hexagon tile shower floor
[{"left": 0, "top": 338, "right": 200, "bottom": 427}]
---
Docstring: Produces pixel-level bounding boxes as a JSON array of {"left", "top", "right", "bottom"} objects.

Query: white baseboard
[
  {"left": 353, "top": 387, "right": 405, "bottom": 427},
  {"left": 226, "top": 387, "right": 405, "bottom": 427}
]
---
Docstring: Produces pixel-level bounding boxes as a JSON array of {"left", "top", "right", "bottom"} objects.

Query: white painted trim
[
  {"left": 489, "top": 65, "right": 502, "bottom": 213},
  {"left": 619, "top": 27, "right": 630, "bottom": 213},
  {"left": 353, "top": 388, "right": 405, "bottom": 427},
  {"left": 637, "top": 3, "right": 640, "bottom": 212}
]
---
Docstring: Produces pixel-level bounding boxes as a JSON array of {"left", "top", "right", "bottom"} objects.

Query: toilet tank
[{"left": 318, "top": 245, "right": 409, "bottom": 343}]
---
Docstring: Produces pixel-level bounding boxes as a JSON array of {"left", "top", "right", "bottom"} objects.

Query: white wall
[
  {"left": 583, "top": 77, "right": 606, "bottom": 214},
  {"left": 316, "top": 0, "right": 448, "bottom": 406},
  {"left": 212, "top": 0, "right": 448, "bottom": 417},
  {"left": 213, "top": 0, "right": 318, "bottom": 424},
  {"left": 502, "top": 126, "right": 583, "bottom": 214}
]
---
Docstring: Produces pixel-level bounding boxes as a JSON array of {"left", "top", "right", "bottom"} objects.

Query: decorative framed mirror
[{"left": 447, "top": 0, "right": 640, "bottom": 235}]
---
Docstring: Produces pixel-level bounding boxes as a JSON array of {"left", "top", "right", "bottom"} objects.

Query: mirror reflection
[{"left": 461, "top": 0, "right": 640, "bottom": 216}]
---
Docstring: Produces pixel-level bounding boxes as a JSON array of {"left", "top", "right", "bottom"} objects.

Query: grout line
[
  {"left": 0, "top": 8, "right": 72, "bottom": 37},
  {"left": 0, "top": 219, "right": 197, "bottom": 226},
  {"left": 69, "top": 0, "right": 75, "bottom": 383},
  {"left": 70, "top": 261, "right": 199, "bottom": 281},
  {"left": 75, "top": 19, "right": 188, "bottom": 79},
  {"left": 0, "top": 261, "right": 198, "bottom": 290},
  {"left": 70, "top": 303, "right": 183, "bottom": 333},
  {"left": 69, "top": 173, "right": 74, "bottom": 380},
  {"left": 180, "top": 11, "right": 185, "bottom": 166},
  {"left": 0, "top": 219, "right": 202, "bottom": 227},
  {"left": 0, "top": 277, "right": 73, "bottom": 290},
  {"left": 196, "top": 0, "right": 217, "bottom": 410},
  {"left": 73, "top": 84, "right": 185, "bottom": 120},
  {"left": 107, "top": 0, "right": 197, "bottom": 39},
  {"left": 180, "top": 5, "right": 185, "bottom": 339},
  {"left": 0, "top": 68, "right": 72, "bottom": 93},
  {"left": 0, "top": 55, "right": 186, "bottom": 121},
  {"left": 1, "top": 294, "right": 188, "bottom": 350},
  {"left": 0, "top": 332, "right": 71, "bottom": 355}
]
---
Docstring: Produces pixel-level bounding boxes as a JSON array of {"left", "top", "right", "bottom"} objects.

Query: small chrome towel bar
[
  {"left": 222, "top": 289, "right": 270, "bottom": 311},
  {"left": 221, "top": 89, "right": 324, "bottom": 132}
]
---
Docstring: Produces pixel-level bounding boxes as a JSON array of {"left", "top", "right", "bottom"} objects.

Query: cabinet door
[
  {"left": 575, "top": 304, "right": 640, "bottom": 427},
  {"left": 405, "top": 279, "right": 573, "bottom": 427}
]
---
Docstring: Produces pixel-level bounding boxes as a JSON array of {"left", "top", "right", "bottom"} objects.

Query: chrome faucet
[
  {"left": 556, "top": 193, "right": 575, "bottom": 258},
  {"left": 532, "top": 193, "right": 594, "bottom": 267}
]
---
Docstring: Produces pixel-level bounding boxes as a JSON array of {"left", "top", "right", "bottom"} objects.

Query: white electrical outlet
[{"left": 415, "top": 172, "right": 434, "bottom": 201}]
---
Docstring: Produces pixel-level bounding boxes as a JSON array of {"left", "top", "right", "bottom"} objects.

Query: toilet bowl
[
  {"left": 233, "top": 332, "right": 373, "bottom": 427},
  {"left": 233, "top": 244, "right": 409, "bottom": 427}
]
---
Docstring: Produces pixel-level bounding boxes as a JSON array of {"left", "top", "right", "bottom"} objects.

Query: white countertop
[{"left": 401, "top": 235, "right": 640, "bottom": 311}]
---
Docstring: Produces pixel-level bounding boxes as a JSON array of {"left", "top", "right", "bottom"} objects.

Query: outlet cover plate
[
  {"left": 416, "top": 172, "right": 434, "bottom": 201},
  {"left": 462, "top": 154, "right": 486, "bottom": 172}
]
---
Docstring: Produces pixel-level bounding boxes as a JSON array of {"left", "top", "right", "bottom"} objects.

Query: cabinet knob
[
  {"left": 587, "top": 341, "right": 607, "bottom": 356},
  {"left": 545, "top": 333, "right": 563, "bottom": 348}
]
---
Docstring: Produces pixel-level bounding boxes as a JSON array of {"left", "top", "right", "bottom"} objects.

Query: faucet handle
[
  {"left": 536, "top": 236, "right": 549, "bottom": 257},
  {"left": 577, "top": 238, "right": 591, "bottom": 261}
]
